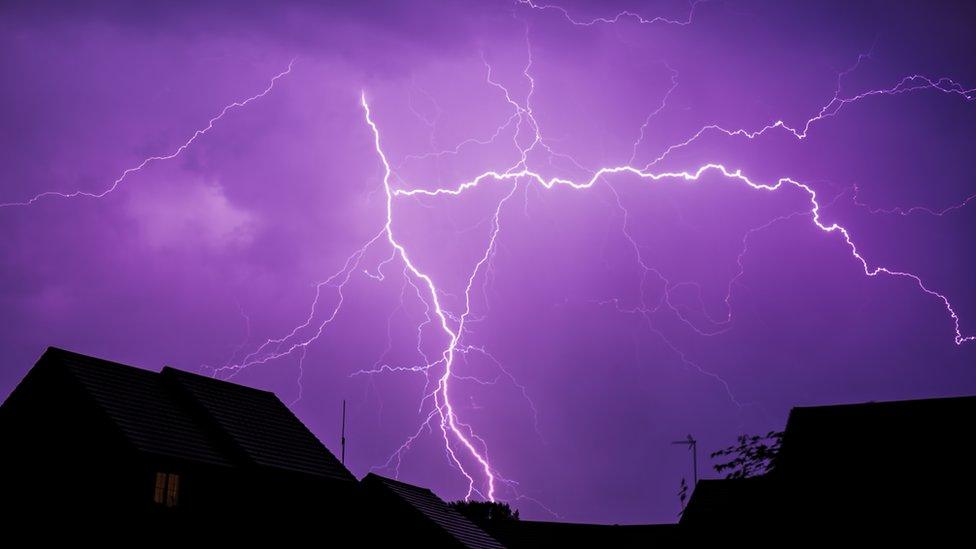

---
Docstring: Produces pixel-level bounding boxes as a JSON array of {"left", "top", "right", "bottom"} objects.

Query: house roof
[
  {"left": 678, "top": 477, "right": 770, "bottom": 527},
  {"left": 51, "top": 347, "right": 231, "bottom": 467},
  {"left": 679, "top": 394, "right": 976, "bottom": 531},
  {"left": 29, "top": 347, "right": 354, "bottom": 482},
  {"left": 487, "top": 520, "right": 677, "bottom": 548},
  {"left": 775, "top": 394, "right": 976, "bottom": 476},
  {"left": 783, "top": 394, "right": 976, "bottom": 432},
  {"left": 163, "top": 366, "right": 353, "bottom": 481},
  {"left": 363, "top": 473, "right": 505, "bottom": 549}
]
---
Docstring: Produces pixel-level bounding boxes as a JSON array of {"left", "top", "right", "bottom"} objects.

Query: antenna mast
[
  {"left": 341, "top": 399, "right": 346, "bottom": 464},
  {"left": 671, "top": 434, "right": 698, "bottom": 485}
]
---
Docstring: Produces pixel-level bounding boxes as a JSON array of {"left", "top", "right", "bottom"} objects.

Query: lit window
[
  {"left": 153, "top": 472, "right": 166, "bottom": 504},
  {"left": 166, "top": 473, "right": 179, "bottom": 507},
  {"left": 153, "top": 472, "right": 180, "bottom": 507}
]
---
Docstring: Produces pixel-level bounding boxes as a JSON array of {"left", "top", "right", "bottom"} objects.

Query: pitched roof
[
  {"left": 162, "top": 367, "right": 354, "bottom": 482},
  {"left": 31, "top": 347, "right": 353, "bottom": 482},
  {"left": 363, "top": 473, "right": 505, "bottom": 549},
  {"left": 50, "top": 347, "right": 230, "bottom": 466}
]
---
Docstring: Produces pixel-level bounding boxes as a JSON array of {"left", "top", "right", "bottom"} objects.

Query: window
[{"left": 153, "top": 472, "right": 180, "bottom": 507}]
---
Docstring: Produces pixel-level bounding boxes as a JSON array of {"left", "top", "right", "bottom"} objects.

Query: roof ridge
[
  {"left": 791, "top": 393, "right": 976, "bottom": 412},
  {"left": 43, "top": 346, "right": 144, "bottom": 371},
  {"left": 366, "top": 472, "right": 437, "bottom": 493},
  {"left": 160, "top": 365, "right": 276, "bottom": 395},
  {"left": 364, "top": 473, "right": 505, "bottom": 549},
  {"left": 32, "top": 347, "right": 354, "bottom": 481}
]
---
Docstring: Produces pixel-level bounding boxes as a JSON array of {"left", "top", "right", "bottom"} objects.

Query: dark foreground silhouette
[
  {"left": 2, "top": 347, "right": 973, "bottom": 543},
  {"left": 682, "top": 393, "right": 976, "bottom": 539},
  {"left": 0, "top": 347, "right": 500, "bottom": 544}
]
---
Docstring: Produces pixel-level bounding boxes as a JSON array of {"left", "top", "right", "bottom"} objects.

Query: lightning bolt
[
  {"left": 364, "top": 92, "right": 521, "bottom": 500},
  {"left": 850, "top": 183, "right": 976, "bottom": 217},
  {"left": 0, "top": 60, "right": 295, "bottom": 208},
  {"left": 517, "top": 0, "right": 707, "bottom": 27},
  {"left": 640, "top": 70, "right": 975, "bottom": 170},
  {"left": 218, "top": 15, "right": 974, "bottom": 510},
  {"left": 350, "top": 16, "right": 974, "bottom": 505}
]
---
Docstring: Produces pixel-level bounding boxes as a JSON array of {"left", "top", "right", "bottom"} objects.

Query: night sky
[{"left": 2, "top": 0, "right": 975, "bottom": 524}]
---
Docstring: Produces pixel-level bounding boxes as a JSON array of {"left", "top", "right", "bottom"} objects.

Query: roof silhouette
[
  {"left": 679, "top": 393, "right": 976, "bottom": 535},
  {"left": 776, "top": 394, "right": 976, "bottom": 471},
  {"left": 363, "top": 473, "right": 505, "bottom": 549},
  {"left": 5, "top": 347, "right": 974, "bottom": 537},
  {"left": 54, "top": 346, "right": 232, "bottom": 466},
  {"left": 25, "top": 346, "right": 354, "bottom": 482},
  {"left": 678, "top": 477, "right": 770, "bottom": 528},
  {"left": 487, "top": 519, "right": 677, "bottom": 548},
  {"left": 163, "top": 366, "right": 353, "bottom": 481}
]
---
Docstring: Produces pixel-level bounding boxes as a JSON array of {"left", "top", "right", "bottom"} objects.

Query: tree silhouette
[
  {"left": 448, "top": 500, "right": 520, "bottom": 528},
  {"left": 711, "top": 431, "right": 783, "bottom": 479}
]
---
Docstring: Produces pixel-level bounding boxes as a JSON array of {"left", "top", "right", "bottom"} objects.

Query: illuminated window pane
[
  {"left": 153, "top": 472, "right": 167, "bottom": 504},
  {"left": 154, "top": 471, "right": 180, "bottom": 507},
  {"left": 166, "top": 473, "right": 180, "bottom": 507}
]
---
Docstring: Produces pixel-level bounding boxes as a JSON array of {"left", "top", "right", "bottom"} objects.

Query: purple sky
[{"left": 2, "top": 0, "right": 975, "bottom": 524}]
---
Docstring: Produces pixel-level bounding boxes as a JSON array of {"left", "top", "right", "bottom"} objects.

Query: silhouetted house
[
  {"left": 680, "top": 395, "right": 976, "bottom": 536},
  {"left": 486, "top": 519, "right": 677, "bottom": 548},
  {"left": 678, "top": 476, "right": 770, "bottom": 532},
  {"left": 362, "top": 473, "right": 505, "bottom": 548},
  {"left": 0, "top": 347, "right": 361, "bottom": 525}
]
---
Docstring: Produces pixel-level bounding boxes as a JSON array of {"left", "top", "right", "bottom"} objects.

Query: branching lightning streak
[
  {"left": 347, "top": 29, "right": 975, "bottom": 504},
  {"left": 351, "top": 23, "right": 976, "bottom": 505},
  {"left": 517, "top": 0, "right": 706, "bottom": 27},
  {"left": 629, "top": 63, "right": 680, "bottom": 165},
  {"left": 850, "top": 183, "right": 976, "bottom": 217},
  {"left": 360, "top": 95, "right": 519, "bottom": 501},
  {"left": 641, "top": 73, "right": 976, "bottom": 170},
  {"left": 214, "top": 228, "right": 387, "bottom": 378},
  {"left": 0, "top": 60, "right": 295, "bottom": 208},
  {"left": 397, "top": 161, "right": 976, "bottom": 346}
]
